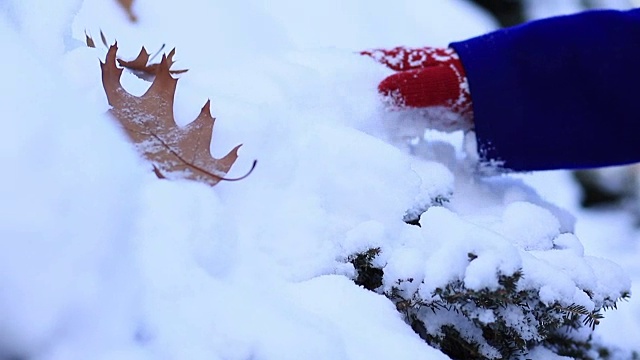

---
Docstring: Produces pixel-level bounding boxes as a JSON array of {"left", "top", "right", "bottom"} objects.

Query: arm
[
  {"left": 451, "top": 8, "right": 640, "bottom": 171},
  {"left": 365, "top": 9, "right": 640, "bottom": 172}
]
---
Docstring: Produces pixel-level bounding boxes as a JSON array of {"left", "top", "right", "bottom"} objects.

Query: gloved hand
[{"left": 361, "top": 46, "right": 474, "bottom": 132}]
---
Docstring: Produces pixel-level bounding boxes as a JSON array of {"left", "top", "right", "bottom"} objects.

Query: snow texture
[{"left": 1, "top": 0, "right": 639, "bottom": 359}]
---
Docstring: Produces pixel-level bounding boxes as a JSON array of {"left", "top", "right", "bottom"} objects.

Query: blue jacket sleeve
[{"left": 450, "top": 9, "right": 640, "bottom": 171}]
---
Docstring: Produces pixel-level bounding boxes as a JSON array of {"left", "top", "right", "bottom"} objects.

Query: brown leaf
[
  {"left": 100, "top": 30, "right": 108, "bottom": 47},
  {"left": 116, "top": 0, "right": 138, "bottom": 22},
  {"left": 101, "top": 43, "right": 243, "bottom": 187},
  {"left": 85, "top": 31, "right": 95, "bottom": 48},
  {"left": 117, "top": 47, "right": 188, "bottom": 81},
  {"left": 84, "top": 30, "right": 110, "bottom": 49}
]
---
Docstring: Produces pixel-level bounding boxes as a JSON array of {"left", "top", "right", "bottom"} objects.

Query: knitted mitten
[{"left": 362, "top": 46, "right": 473, "bottom": 131}]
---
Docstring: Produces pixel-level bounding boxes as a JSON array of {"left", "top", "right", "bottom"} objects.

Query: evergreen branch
[{"left": 554, "top": 304, "right": 603, "bottom": 331}]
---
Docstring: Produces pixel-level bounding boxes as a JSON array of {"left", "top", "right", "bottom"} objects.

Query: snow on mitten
[{"left": 362, "top": 46, "right": 474, "bottom": 132}]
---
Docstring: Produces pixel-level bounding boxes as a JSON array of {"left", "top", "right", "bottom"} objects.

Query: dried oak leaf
[
  {"left": 116, "top": 0, "right": 137, "bottom": 22},
  {"left": 85, "top": 31, "right": 185, "bottom": 80},
  {"left": 117, "top": 47, "right": 188, "bottom": 81},
  {"left": 101, "top": 43, "right": 243, "bottom": 187},
  {"left": 85, "top": 31, "right": 96, "bottom": 48}
]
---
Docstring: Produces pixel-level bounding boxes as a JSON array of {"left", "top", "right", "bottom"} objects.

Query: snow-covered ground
[{"left": 1, "top": 0, "right": 639, "bottom": 359}]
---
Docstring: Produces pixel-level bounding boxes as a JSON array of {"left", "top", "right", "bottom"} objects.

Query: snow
[
  {"left": 497, "top": 201, "right": 561, "bottom": 251},
  {"left": 1, "top": 0, "right": 639, "bottom": 359},
  {"left": 0, "top": 10, "right": 145, "bottom": 359},
  {"left": 289, "top": 275, "right": 447, "bottom": 360}
]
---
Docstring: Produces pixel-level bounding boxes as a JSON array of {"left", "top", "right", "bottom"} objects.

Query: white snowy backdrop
[{"left": 1, "top": 0, "right": 639, "bottom": 359}]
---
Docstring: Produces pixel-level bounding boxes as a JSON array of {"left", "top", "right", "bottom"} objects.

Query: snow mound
[
  {"left": 0, "top": 14, "right": 145, "bottom": 359},
  {"left": 0, "top": 0, "right": 636, "bottom": 359}
]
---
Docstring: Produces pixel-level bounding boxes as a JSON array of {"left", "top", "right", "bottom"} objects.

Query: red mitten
[{"left": 362, "top": 46, "right": 474, "bottom": 131}]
